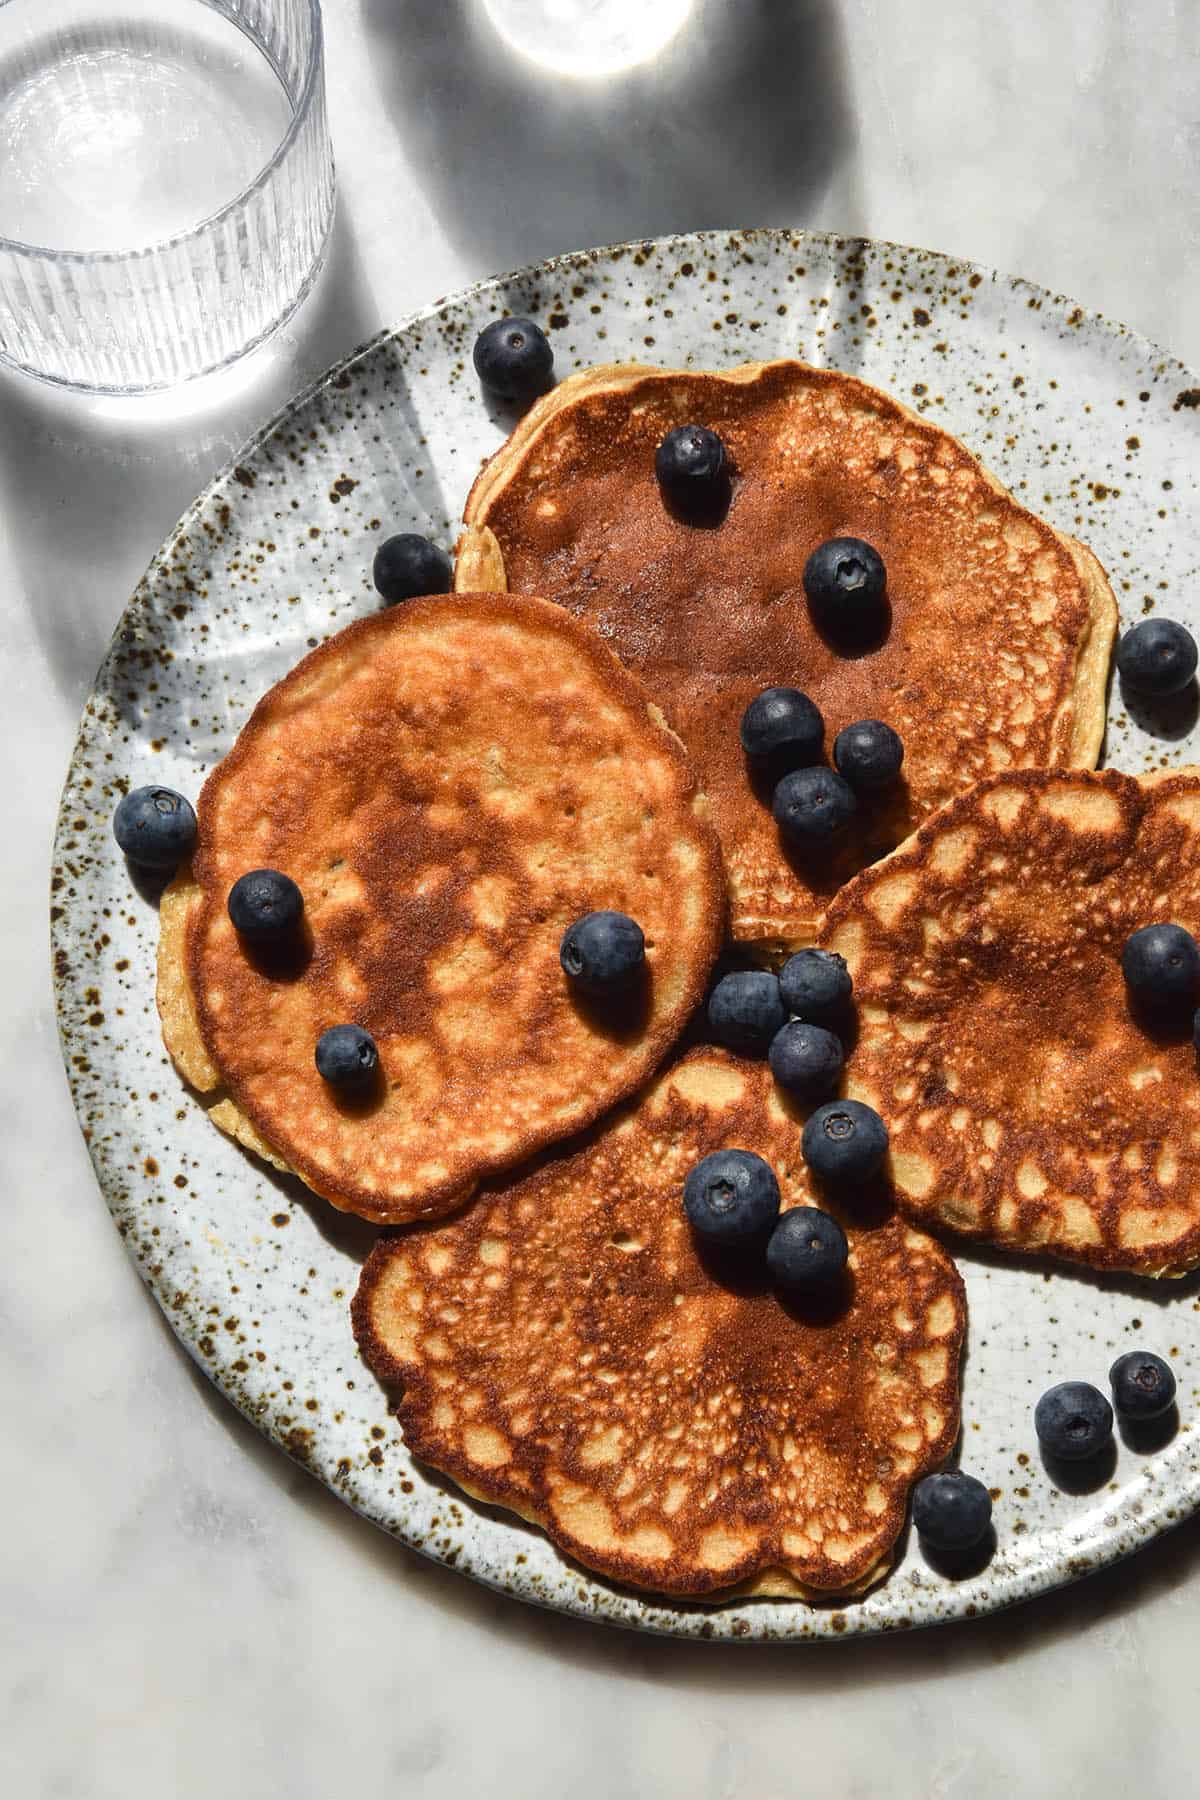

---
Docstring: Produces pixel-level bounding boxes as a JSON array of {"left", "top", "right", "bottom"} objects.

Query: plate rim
[{"left": 51, "top": 225, "right": 1200, "bottom": 1642}]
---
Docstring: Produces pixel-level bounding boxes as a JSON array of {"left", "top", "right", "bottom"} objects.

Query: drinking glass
[{"left": 0, "top": 0, "right": 335, "bottom": 392}]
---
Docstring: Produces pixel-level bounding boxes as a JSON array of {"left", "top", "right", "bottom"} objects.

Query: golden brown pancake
[
  {"left": 159, "top": 592, "right": 724, "bottom": 1223},
  {"left": 457, "top": 360, "right": 1117, "bottom": 951},
  {"left": 819, "top": 767, "right": 1200, "bottom": 1276},
  {"left": 353, "top": 1049, "right": 966, "bottom": 1600}
]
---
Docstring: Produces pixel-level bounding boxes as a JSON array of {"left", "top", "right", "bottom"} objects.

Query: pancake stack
[
  {"left": 819, "top": 768, "right": 1200, "bottom": 1276},
  {"left": 457, "top": 360, "right": 1115, "bottom": 948},
  {"left": 158, "top": 353, "right": 1148, "bottom": 1602},
  {"left": 354, "top": 1051, "right": 966, "bottom": 1600},
  {"left": 159, "top": 592, "right": 724, "bottom": 1222}
]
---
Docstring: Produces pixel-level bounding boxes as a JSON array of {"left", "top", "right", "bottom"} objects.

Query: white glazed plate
[{"left": 52, "top": 229, "right": 1200, "bottom": 1640}]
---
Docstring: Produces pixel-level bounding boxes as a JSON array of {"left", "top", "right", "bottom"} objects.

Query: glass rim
[{"left": 0, "top": 0, "right": 326, "bottom": 266}]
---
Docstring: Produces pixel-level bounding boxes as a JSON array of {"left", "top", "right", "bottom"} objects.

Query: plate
[{"left": 52, "top": 228, "right": 1200, "bottom": 1640}]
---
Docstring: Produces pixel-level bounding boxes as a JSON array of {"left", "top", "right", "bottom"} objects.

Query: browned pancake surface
[
  {"left": 821, "top": 769, "right": 1200, "bottom": 1274},
  {"left": 182, "top": 593, "right": 724, "bottom": 1222},
  {"left": 459, "top": 360, "right": 1116, "bottom": 947},
  {"left": 353, "top": 1050, "right": 965, "bottom": 1599}
]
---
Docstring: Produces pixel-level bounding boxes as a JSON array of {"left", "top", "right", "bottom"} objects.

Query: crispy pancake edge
[
  {"left": 352, "top": 1047, "right": 967, "bottom": 1601},
  {"left": 817, "top": 765, "right": 1200, "bottom": 1277},
  {"left": 157, "top": 868, "right": 294, "bottom": 1173},
  {"left": 456, "top": 359, "right": 1118, "bottom": 949},
  {"left": 171, "top": 592, "right": 726, "bottom": 1222}
]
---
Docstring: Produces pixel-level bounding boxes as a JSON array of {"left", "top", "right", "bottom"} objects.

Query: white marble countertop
[{"left": 5, "top": 2, "right": 1200, "bottom": 1794}]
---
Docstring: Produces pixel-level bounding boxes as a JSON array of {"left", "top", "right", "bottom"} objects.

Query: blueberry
[
  {"left": 833, "top": 719, "right": 904, "bottom": 790},
  {"left": 911, "top": 1471, "right": 993, "bottom": 1553},
  {"left": 1116, "top": 618, "right": 1198, "bottom": 697},
  {"left": 654, "top": 424, "right": 728, "bottom": 515},
  {"left": 765, "top": 1206, "right": 848, "bottom": 1290},
  {"left": 372, "top": 533, "right": 452, "bottom": 605},
  {"left": 706, "top": 969, "right": 786, "bottom": 1054},
  {"left": 803, "top": 536, "right": 887, "bottom": 636},
  {"left": 683, "top": 1147, "right": 781, "bottom": 1245},
  {"left": 227, "top": 869, "right": 304, "bottom": 939},
  {"left": 739, "top": 686, "right": 824, "bottom": 768},
  {"left": 768, "top": 1020, "right": 844, "bottom": 1099},
  {"left": 779, "top": 948, "right": 853, "bottom": 1024},
  {"left": 801, "top": 1099, "right": 889, "bottom": 1183},
  {"left": 1034, "top": 1381, "right": 1114, "bottom": 1461},
  {"left": 472, "top": 316, "right": 554, "bottom": 403},
  {"left": 1109, "top": 1350, "right": 1176, "bottom": 1420},
  {"left": 113, "top": 786, "right": 197, "bottom": 870},
  {"left": 1121, "top": 922, "right": 1200, "bottom": 1002},
  {"left": 772, "top": 766, "right": 857, "bottom": 847},
  {"left": 1194, "top": 1006, "right": 1200, "bottom": 1051},
  {"left": 315, "top": 1024, "right": 379, "bottom": 1092},
  {"left": 560, "top": 910, "right": 645, "bottom": 994}
]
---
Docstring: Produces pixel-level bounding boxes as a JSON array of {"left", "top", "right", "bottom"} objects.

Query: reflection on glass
[{"left": 479, "top": 0, "right": 695, "bottom": 78}]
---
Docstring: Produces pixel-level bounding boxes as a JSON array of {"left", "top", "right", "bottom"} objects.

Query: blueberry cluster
[
  {"left": 1035, "top": 1350, "right": 1176, "bottom": 1464},
  {"left": 742, "top": 681, "right": 904, "bottom": 848},
  {"left": 706, "top": 954, "right": 888, "bottom": 1161},
  {"left": 734, "top": 529, "right": 902, "bottom": 845},
  {"left": 912, "top": 1351, "right": 1179, "bottom": 1554},
  {"left": 682, "top": 1147, "right": 849, "bottom": 1295}
]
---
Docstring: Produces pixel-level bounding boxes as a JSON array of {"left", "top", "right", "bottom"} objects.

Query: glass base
[{"left": 0, "top": 208, "right": 333, "bottom": 396}]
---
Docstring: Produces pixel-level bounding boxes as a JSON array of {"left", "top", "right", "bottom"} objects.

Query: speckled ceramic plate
[{"left": 53, "top": 229, "right": 1200, "bottom": 1640}]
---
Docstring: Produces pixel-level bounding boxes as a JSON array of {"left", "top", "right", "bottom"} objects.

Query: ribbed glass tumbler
[{"left": 0, "top": 0, "right": 334, "bottom": 392}]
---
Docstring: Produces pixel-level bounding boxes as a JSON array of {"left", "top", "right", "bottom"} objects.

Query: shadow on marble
[
  {"left": 0, "top": 205, "right": 376, "bottom": 711},
  {"left": 360, "top": 0, "right": 858, "bottom": 273},
  {"left": 158, "top": 1296, "right": 1200, "bottom": 1685}
]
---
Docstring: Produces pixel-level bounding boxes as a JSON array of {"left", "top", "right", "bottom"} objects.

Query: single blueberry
[
  {"left": 772, "top": 766, "right": 857, "bottom": 847},
  {"left": 779, "top": 948, "right": 853, "bottom": 1024},
  {"left": 765, "top": 1206, "right": 848, "bottom": 1290},
  {"left": 1116, "top": 618, "right": 1198, "bottom": 697},
  {"left": 472, "top": 316, "right": 554, "bottom": 403},
  {"left": 1109, "top": 1350, "right": 1176, "bottom": 1420},
  {"left": 768, "top": 1019, "right": 844, "bottom": 1100},
  {"left": 801, "top": 1099, "right": 889, "bottom": 1183},
  {"left": 833, "top": 719, "right": 905, "bottom": 790},
  {"left": 706, "top": 969, "right": 786, "bottom": 1055},
  {"left": 227, "top": 869, "right": 304, "bottom": 940},
  {"left": 683, "top": 1147, "right": 781, "bottom": 1245},
  {"left": 739, "top": 686, "right": 824, "bottom": 768},
  {"left": 911, "top": 1471, "right": 993, "bottom": 1554},
  {"left": 1121, "top": 922, "right": 1200, "bottom": 1002},
  {"left": 112, "top": 785, "right": 197, "bottom": 870},
  {"left": 372, "top": 533, "right": 452, "bottom": 605},
  {"left": 315, "top": 1023, "right": 379, "bottom": 1092},
  {"left": 1034, "top": 1381, "right": 1114, "bottom": 1461},
  {"left": 803, "top": 536, "right": 887, "bottom": 638},
  {"left": 654, "top": 424, "right": 728, "bottom": 515},
  {"left": 560, "top": 911, "right": 645, "bottom": 994}
]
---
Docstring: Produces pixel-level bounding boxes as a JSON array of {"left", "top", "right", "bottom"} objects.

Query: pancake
[
  {"left": 819, "top": 767, "right": 1200, "bottom": 1276},
  {"left": 352, "top": 1048, "right": 966, "bottom": 1600},
  {"left": 456, "top": 359, "right": 1117, "bottom": 952},
  {"left": 159, "top": 592, "right": 724, "bottom": 1223}
]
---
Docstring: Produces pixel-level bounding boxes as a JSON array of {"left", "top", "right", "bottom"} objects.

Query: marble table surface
[{"left": 5, "top": 2, "right": 1200, "bottom": 1794}]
